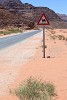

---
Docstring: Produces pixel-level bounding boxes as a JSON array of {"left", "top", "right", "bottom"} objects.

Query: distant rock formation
[
  {"left": 0, "top": 0, "right": 67, "bottom": 28},
  {"left": 57, "top": 13, "right": 67, "bottom": 21}
]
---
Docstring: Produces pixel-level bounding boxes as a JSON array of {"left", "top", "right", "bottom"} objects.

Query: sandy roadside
[
  {"left": 0, "top": 29, "right": 67, "bottom": 100},
  {"left": 0, "top": 30, "right": 42, "bottom": 99}
]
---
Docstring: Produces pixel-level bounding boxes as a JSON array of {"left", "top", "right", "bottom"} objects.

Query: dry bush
[{"left": 10, "top": 77, "right": 57, "bottom": 100}]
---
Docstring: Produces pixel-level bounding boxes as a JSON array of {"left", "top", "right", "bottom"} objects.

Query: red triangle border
[{"left": 37, "top": 13, "right": 50, "bottom": 25}]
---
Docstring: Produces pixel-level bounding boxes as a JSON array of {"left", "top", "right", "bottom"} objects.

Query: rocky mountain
[
  {"left": 0, "top": 0, "right": 34, "bottom": 13},
  {"left": 0, "top": 0, "right": 67, "bottom": 28},
  {"left": 0, "top": 0, "right": 22, "bottom": 8},
  {"left": 0, "top": 4, "right": 36, "bottom": 28},
  {"left": 0, "top": 4, "right": 20, "bottom": 27},
  {"left": 57, "top": 13, "right": 67, "bottom": 21}
]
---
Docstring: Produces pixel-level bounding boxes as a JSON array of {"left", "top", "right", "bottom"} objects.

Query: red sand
[{"left": 0, "top": 29, "right": 67, "bottom": 100}]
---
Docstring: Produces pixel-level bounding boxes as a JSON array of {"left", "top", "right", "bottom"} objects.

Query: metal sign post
[
  {"left": 37, "top": 13, "right": 49, "bottom": 58},
  {"left": 43, "top": 26, "right": 45, "bottom": 58}
]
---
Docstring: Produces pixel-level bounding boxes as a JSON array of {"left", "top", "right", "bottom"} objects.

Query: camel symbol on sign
[
  {"left": 37, "top": 13, "right": 49, "bottom": 25},
  {"left": 42, "top": 19, "right": 46, "bottom": 22}
]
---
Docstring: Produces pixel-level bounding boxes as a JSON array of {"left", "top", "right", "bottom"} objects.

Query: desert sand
[{"left": 0, "top": 29, "right": 67, "bottom": 100}]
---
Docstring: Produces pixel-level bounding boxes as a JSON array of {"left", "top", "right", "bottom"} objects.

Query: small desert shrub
[
  {"left": 50, "top": 34, "right": 66, "bottom": 41},
  {"left": 66, "top": 38, "right": 67, "bottom": 41},
  {"left": 51, "top": 31, "right": 55, "bottom": 34},
  {"left": 0, "top": 30, "right": 9, "bottom": 35},
  {"left": 8, "top": 28, "right": 23, "bottom": 33},
  {"left": 50, "top": 35, "right": 57, "bottom": 40},
  {"left": 11, "top": 78, "right": 56, "bottom": 100},
  {"left": 0, "top": 28, "right": 23, "bottom": 35},
  {"left": 57, "top": 35, "right": 65, "bottom": 40}
]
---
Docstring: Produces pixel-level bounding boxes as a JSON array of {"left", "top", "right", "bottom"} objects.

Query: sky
[{"left": 21, "top": 0, "right": 67, "bottom": 14}]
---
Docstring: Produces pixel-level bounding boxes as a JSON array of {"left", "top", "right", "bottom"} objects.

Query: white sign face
[
  {"left": 39, "top": 15, "right": 47, "bottom": 24},
  {"left": 37, "top": 13, "right": 49, "bottom": 25}
]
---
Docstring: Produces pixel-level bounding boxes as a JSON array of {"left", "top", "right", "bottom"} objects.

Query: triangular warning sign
[{"left": 37, "top": 13, "right": 49, "bottom": 25}]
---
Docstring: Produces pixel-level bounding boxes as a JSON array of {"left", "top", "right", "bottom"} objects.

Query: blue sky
[{"left": 21, "top": 0, "right": 67, "bottom": 14}]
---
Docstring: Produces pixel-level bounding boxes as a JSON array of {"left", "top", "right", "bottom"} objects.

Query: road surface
[{"left": 0, "top": 30, "right": 41, "bottom": 50}]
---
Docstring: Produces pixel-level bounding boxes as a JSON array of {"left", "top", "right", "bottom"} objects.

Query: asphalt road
[{"left": 0, "top": 30, "right": 41, "bottom": 50}]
